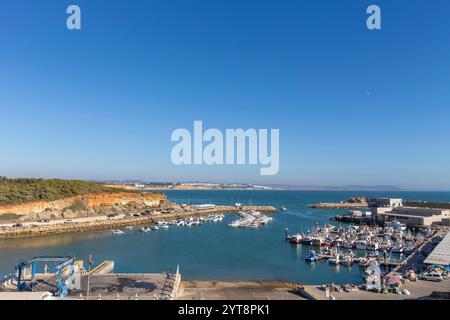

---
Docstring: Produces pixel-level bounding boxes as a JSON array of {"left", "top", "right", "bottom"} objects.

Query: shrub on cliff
[
  {"left": 0, "top": 213, "right": 20, "bottom": 221},
  {"left": 0, "top": 177, "right": 128, "bottom": 205},
  {"left": 64, "top": 198, "right": 88, "bottom": 212}
]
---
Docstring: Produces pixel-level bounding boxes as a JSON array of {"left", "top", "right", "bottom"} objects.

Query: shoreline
[{"left": 0, "top": 205, "right": 277, "bottom": 239}]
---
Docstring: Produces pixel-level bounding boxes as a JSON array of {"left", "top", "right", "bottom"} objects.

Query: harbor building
[
  {"left": 189, "top": 204, "right": 216, "bottom": 210},
  {"left": 368, "top": 198, "right": 403, "bottom": 208},
  {"left": 373, "top": 207, "right": 450, "bottom": 227},
  {"left": 424, "top": 233, "right": 450, "bottom": 266}
]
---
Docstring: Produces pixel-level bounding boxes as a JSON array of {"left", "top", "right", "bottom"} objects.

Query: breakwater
[{"left": 0, "top": 205, "right": 276, "bottom": 239}]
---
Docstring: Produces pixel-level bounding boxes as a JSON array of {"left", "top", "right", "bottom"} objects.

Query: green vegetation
[
  {"left": 0, "top": 177, "right": 127, "bottom": 206},
  {"left": 65, "top": 198, "right": 88, "bottom": 212}
]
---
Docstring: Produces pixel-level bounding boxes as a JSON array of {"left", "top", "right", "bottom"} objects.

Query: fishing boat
[
  {"left": 289, "top": 234, "right": 303, "bottom": 244},
  {"left": 302, "top": 237, "right": 314, "bottom": 246},
  {"left": 321, "top": 240, "right": 334, "bottom": 247},
  {"left": 111, "top": 229, "right": 125, "bottom": 235},
  {"left": 305, "top": 250, "right": 318, "bottom": 262},
  {"left": 282, "top": 206, "right": 287, "bottom": 211},
  {"left": 150, "top": 226, "right": 160, "bottom": 231},
  {"left": 312, "top": 237, "right": 323, "bottom": 246}
]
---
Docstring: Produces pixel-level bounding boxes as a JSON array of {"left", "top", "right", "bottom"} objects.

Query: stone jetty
[{"left": 0, "top": 205, "right": 277, "bottom": 239}]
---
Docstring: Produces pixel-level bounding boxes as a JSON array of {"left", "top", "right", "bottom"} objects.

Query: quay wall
[{"left": 310, "top": 203, "right": 368, "bottom": 209}]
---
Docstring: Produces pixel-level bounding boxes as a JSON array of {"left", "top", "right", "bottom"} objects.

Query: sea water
[{"left": 0, "top": 190, "right": 448, "bottom": 284}]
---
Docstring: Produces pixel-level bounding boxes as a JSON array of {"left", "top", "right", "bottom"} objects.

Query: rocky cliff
[{"left": 0, "top": 192, "right": 167, "bottom": 221}]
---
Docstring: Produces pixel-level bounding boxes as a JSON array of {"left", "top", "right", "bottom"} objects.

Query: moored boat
[
  {"left": 329, "top": 254, "right": 342, "bottom": 265},
  {"left": 367, "top": 242, "right": 379, "bottom": 251},
  {"left": 355, "top": 240, "right": 367, "bottom": 250},
  {"left": 341, "top": 241, "right": 354, "bottom": 249},
  {"left": 312, "top": 237, "right": 323, "bottom": 246},
  {"left": 305, "top": 250, "right": 318, "bottom": 262},
  {"left": 289, "top": 234, "right": 303, "bottom": 244}
]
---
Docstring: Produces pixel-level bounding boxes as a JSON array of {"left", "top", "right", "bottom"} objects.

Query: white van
[{"left": 419, "top": 272, "right": 443, "bottom": 282}]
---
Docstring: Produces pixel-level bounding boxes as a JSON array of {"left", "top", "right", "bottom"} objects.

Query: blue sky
[{"left": 1, "top": 0, "right": 450, "bottom": 190}]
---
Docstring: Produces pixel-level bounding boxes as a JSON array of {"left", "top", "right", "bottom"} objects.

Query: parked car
[
  {"left": 418, "top": 272, "right": 443, "bottom": 282},
  {"left": 12, "top": 223, "right": 23, "bottom": 228}
]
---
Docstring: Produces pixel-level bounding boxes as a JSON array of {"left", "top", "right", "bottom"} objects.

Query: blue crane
[{"left": 16, "top": 256, "right": 75, "bottom": 296}]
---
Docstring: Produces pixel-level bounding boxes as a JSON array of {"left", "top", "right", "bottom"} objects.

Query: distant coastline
[{"left": 101, "top": 181, "right": 404, "bottom": 192}]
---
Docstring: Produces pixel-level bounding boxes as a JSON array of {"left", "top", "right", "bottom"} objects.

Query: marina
[
  {"left": 1, "top": 190, "right": 449, "bottom": 300},
  {"left": 285, "top": 221, "right": 428, "bottom": 269},
  {"left": 229, "top": 210, "right": 272, "bottom": 228}
]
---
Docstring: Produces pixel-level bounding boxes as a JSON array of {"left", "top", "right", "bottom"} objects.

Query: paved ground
[
  {"left": 71, "top": 273, "right": 176, "bottom": 300},
  {"left": 0, "top": 213, "right": 127, "bottom": 228},
  {"left": 304, "top": 279, "right": 450, "bottom": 300},
  {"left": 176, "top": 281, "right": 305, "bottom": 300}
]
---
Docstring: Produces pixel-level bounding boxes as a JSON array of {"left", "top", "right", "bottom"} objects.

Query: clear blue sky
[{"left": 1, "top": 0, "right": 449, "bottom": 190}]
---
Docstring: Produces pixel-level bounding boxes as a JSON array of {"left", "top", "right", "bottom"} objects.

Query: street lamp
[{"left": 87, "top": 255, "right": 94, "bottom": 299}]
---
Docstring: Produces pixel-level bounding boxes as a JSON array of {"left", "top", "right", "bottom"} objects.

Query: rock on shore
[{"left": 0, "top": 192, "right": 167, "bottom": 222}]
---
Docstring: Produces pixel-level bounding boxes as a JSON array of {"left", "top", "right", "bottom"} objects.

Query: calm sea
[{"left": 0, "top": 190, "right": 448, "bottom": 284}]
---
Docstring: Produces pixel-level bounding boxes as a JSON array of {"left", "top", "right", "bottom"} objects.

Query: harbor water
[{"left": 0, "top": 190, "right": 448, "bottom": 284}]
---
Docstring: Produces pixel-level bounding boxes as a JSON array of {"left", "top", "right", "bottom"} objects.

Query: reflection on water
[{"left": 0, "top": 231, "right": 110, "bottom": 250}]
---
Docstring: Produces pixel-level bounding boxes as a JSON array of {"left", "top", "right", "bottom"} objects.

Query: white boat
[
  {"left": 111, "top": 229, "right": 125, "bottom": 235},
  {"left": 140, "top": 227, "right": 151, "bottom": 232},
  {"left": 342, "top": 254, "right": 353, "bottom": 266},
  {"left": 282, "top": 206, "right": 287, "bottom": 211},
  {"left": 359, "top": 257, "right": 369, "bottom": 267},
  {"left": 367, "top": 242, "right": 379, "bottom": 251},
  {"left": 355, "top": 240, "right": 367, "bottom": 250},
  {"left": 150, "top": 226, "right": 160, "bottom": 231},
  {"left": 159, "top": 225, "right": 169, "bottom": 230},
  {"left": 329, "top": 254, "right": 342, "bottom": 265},
  {"left": 341, "top": 241, "right": 354, "bottom": 249},
  {"left": 391, "top": 245, "right": 405, "bottom": 254}
]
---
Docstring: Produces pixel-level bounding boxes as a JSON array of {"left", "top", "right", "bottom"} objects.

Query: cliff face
[{"left": 0, "top": 192, "right": 166, "bottom": 221}]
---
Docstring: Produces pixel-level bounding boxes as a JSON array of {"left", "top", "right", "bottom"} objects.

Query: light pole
[{"left": 86, "top": 255, "right": 94, "bottom": 300}]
